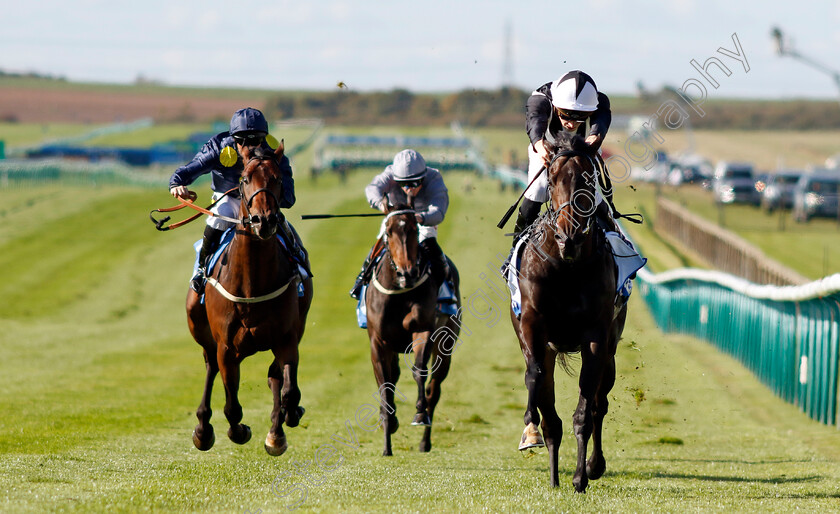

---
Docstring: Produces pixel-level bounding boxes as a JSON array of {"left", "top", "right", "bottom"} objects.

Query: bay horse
[
  {"left": 364, "top": 202, "right": 461, "bottom": 455},
  {"left": 186, "top": 141, "right": 313, "bottom": 456},
  {"left": 511, "top": 133, "right": 627, "bottom": 492}
]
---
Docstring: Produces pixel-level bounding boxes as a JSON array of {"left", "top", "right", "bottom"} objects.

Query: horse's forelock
[{"left": 547, "top": 132, "right": 591, "bottom": 157}]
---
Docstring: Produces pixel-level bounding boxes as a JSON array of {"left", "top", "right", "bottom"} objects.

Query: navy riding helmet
[{"left": 229, "top": 108, "right": 269, "bottom": 137}]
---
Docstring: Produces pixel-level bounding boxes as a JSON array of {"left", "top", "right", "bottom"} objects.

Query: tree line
[{"left": 263, "top": 87, "right": 840, "bottom": 130}]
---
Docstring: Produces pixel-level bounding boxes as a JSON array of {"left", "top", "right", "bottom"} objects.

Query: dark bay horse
[
  {"left": 364, "top": 202, "right": 461, "bottom": 455},
  {"left": 186, "top": 141, "right": 313, "bottom": 456},
  {"left": 511, "top": 133, "right": 627, "bottom": 492}
]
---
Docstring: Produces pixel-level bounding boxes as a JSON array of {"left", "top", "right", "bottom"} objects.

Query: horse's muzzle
[
  {"left": 395, "top": 267, "right": 419, "bottom": 288},
  {"left": 247, "top": 213, "right": 279, "bottom": 239}
]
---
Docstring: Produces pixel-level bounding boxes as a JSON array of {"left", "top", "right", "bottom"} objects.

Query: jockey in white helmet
[{"left": 514, "top": 70, "right": 614, "bottom": 239}]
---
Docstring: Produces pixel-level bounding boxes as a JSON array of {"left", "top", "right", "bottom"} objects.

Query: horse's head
[
  {"left": 238, "top": 140, "right": 285, "bottom": 240},
  {"left": 545, "top": 132, "right": 598, "bottom": 261},
  {"left": 383, "top": 201, "right": 421, "bottom": 289}
]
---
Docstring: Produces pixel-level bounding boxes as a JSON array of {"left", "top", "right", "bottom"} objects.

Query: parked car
[
  {"left": 792, "top": 170, "right": 840, "bottom": 222},
  {"left": 667, "top": 154, "right": 713, "bottom": 187},
  {"left": 761, "top": 170, "right": 803, "bottom": 212},
  {"left": 713, "top": 161, "right": 759, "bottom": 204}
]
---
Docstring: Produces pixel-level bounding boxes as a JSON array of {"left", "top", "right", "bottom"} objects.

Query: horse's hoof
[
  {"left": 587, "top": 456, "right": 606, "bottom": 480},
  {"left": 264, "top": 434, "right": 288, "bottom": 456},
  {"left": 228, "top": 424, "right": 252, "bottom": 445},
  {"left": 192, "top": 425, "right": 215, "bottom": 451},
  {"left": 419, "top": 440, "right": 432, "bottom": 453},
  {"left": 285, "top": 406, "right": 305, "bottom": 428},
  {"left": 411, "top": 412, "right": 431, "bottom": 426},
  {"left": 518, "top": 422, "right": 545, "bottom": 451}
]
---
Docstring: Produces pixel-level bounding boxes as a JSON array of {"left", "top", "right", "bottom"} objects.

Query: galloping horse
[
  {"left": 511, "top": 133, "right": 627, "bottom": 492},
  {"left": 186, "top": 141, "right": 313, "bottom": 456},
  {"left": 365, "top": 202, "right": 461, "bottom": 455}
]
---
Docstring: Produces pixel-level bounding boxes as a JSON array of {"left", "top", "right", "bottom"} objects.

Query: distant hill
[{"left": 2, "top": 75, "right": 839, "bottom": 130}]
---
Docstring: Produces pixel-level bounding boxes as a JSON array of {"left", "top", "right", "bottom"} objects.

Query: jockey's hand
[
  {"left": 170, "top": 185, "right": 191, "bottom": 199},
  {"left": 534, "top": 139, "right": 550, "bottom": 165},
  {"left": 414, "top": 213, "right": 423, "bottom": 224},
  {"left": 585, "top": 134, "right": 601, "bottom": 149}
]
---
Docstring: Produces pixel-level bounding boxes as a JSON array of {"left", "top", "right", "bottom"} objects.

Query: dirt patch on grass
[{"left": 0, "top": 86, "right": 267, "bottom": 123}]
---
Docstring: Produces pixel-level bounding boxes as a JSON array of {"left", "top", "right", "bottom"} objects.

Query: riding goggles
[
  {"left": 556, "top": 108, "right": 591, "bottom": 122},
  {"left": 397, "top": 178, "right": 424, "bottom": 188},
  {"left": 233, "top": 134, "right": 266, "bottom": 147}
]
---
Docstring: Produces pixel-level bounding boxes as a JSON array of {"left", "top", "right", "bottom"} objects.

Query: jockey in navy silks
[{"left": 169, "top": 107, "right": 302, "bottom": 293}]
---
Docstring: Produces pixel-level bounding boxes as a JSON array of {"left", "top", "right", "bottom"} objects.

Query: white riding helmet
[
  {"left": 550, "top": 71, "right": 599, "bottom": 112},
  {"left": 391, "top": 149, "right": 427, "bottom": 182}
]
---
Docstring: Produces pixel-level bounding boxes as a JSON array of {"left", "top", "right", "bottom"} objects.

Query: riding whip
[
  {"left": 300, "top": 213, "right": 385, "bottom": 220},
  {"left": 496, "top": 166, "right": 546, "bottom": 229}
]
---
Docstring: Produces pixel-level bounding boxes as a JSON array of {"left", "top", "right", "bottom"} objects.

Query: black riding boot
[
  {"left": 594, "top": 201, "right": 620, "bottom": 233},
  {"left": 350, "top": 242, "right": 381, "bottom": 299},
  {"left": 191, "top": 225, "right": 224, "bottom": 293},
  {"left": 501, "top": 198, "right": 541, "bottom": 274},
  {"left": 279, "top": 219, "right": 313, "bottom": 277},
  {"left": 420, "top": 237, "right": 449, "bottom": 286}
]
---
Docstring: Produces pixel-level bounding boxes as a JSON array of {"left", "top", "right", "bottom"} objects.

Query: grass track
[{"left": 1, "top": 171, "right": 839, "bottom": 512}]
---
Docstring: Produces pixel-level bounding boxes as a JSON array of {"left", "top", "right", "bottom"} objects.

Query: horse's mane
[
  {"left": 545, "top": 131, "right": 593, "bottom": 157},
  {"left": 389, "top": 202, "right": 413, "bottom": 212}
]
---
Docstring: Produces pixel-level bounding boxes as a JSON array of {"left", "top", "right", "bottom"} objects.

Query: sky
[{"left": 2, "top": 0, "right": 840, "bottom": 100}]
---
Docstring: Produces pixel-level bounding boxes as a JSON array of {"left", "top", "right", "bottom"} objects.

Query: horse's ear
[
  {"left": 383, "top": 193, "right": 394, "bottom": 213},
  {"left": 406, "top": 194, "right": 415, "bottom": 210},
  {"left": 274, "top": 139, "right": 285, "bottom": 160},
  {"left": 238, "top": 143, "right": 254, "bottom": 162}
]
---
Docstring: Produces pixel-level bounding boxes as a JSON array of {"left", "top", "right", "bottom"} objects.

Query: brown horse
[
  {"left": 364, "top": 202, "right": 461, "bottom": 455},
  {"left": 186, "top": 141, "right": 313, "bottom": 456},
  {"left": 510, "top": 133, "right": 627, "bottom": 492}
]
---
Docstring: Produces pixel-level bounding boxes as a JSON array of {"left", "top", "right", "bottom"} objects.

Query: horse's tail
[{"left": 556, "top": 352, "right": 578, "bottom": 377}]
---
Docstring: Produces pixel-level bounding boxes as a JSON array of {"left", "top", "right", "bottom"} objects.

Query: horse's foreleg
[
  {"left": 587, "top": 353, "right": 615, "bottom": 481},
  {"left": 420, "top": 345, "right": 451, "bottom": 453},
  {"left": 539, "top": 349, "right": 563, "bottom": 488},
  {"left": 410, "top": 330, "right": 432, "bottom": 428},
  {"left": 518, "top": 315, "right": 546, "bottom": 451},
  {"left": 371, "top": 340, "right": 399, "bottom": 456},
  {"left": 281, "top": 352, "right": 302, "bottom": 428},
  {"left": 193, "top": 347, "right": 218, "bottom": 451},
  {"left": 219, "top": 347, "right": 251, "bottom": 445},
  {"left": 265, "top": 357, "right": 288, "bottom": 456},
  {"left": 572, "top": 340, "right": 606, "bottom": 493}
]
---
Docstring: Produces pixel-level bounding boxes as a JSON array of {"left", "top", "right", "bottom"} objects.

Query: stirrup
[
  {"left": 190, "top": 267, "right": 206, "bottom": 294},
  {"left": 349, "top": 272, "right": 365, "bottom": 299}
]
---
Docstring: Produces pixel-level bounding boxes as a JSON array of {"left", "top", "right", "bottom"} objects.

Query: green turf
[{"left": 1, "top": 170, "right": 839, "bottom": 513}]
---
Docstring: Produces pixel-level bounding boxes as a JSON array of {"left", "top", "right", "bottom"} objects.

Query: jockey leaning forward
[
  {"left": 168, "top": 107, "right": 305, "bottom": 293},
  {"left": 349, "top": 149, "right": 452, "bottom": 300},
  {"left": 512, "top": 70, "right": 619, "bottom": 243}
]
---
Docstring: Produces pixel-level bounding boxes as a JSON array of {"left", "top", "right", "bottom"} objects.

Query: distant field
[{"left": 1, "top": 172, "right": 839, "bottom": 512}]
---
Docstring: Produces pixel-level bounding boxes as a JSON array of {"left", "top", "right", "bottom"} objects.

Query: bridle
[
  {"left": 372, "top": 209, "right": 430, "bottom": 294},
  {"left": 239, "top": 154, "right": 283, "bottom": 228},
  {"left": 544, "top": 149, "right": 599, "bottom": 243}
]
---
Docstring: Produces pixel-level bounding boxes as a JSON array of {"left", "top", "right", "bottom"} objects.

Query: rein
[{"left": 149, "top": 187, "right": 241, "bottom": 231}]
